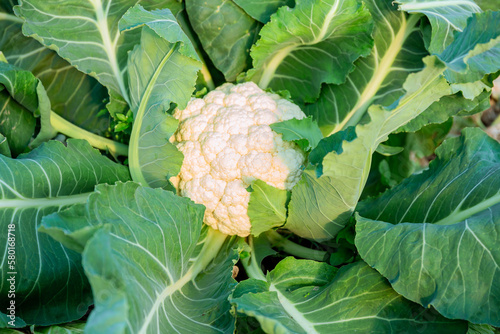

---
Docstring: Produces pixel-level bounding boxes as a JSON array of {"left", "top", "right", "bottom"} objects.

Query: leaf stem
[
  {"left": 50, "top": 111, "right": 128, "bottom": 157},
  {"left": 266, "top": 230, "right": 327, "bottom": 262},
  {"left": 0, "top": 12, "right": 24, "bottom": 24},
  {"left": 242, "top": 236, "right": 267, "bottom": 281}
]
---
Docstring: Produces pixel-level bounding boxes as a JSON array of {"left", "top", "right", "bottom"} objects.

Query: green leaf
[
  {"left": 356, "top": 128, "right": 500, "bottom": 326},
  {"left": 0, "top": 15, "right": 110, "bottom": 135},
  {"left": 45, "top": 182, "right": 238, "bottom": 333},
  {"left": 123, "top": 5, "right": 201, "bottom": 188},
  {"left": 286, "top": 56, "right": 452, "bottom": 240},
  {"left": 14, "top": 0, "right": 139, "bottom": 105},
  {"left": 398, "top": 89, "right": 491, "bottom": 132},
  {"left": 248, "top": 180, "right": 288, "bottom": 236},
  {"left": 467, "top": 323, "right": 498, "bottom": 334},
  {"left": 0, "top": 60, "right": 55, "bottom": 150},
  {"left": 186, "top": 0, "right": 261, "bottom": 81},
  {"left": 1, "top": 311, "right": 26, "bottom": 329},
  {"left": 33, "top": 321, "right": 86, "bottom": 334},
  {"left": 375, "top": 143, "right": 404, "bottom": 156},
  {"left": 233, "top": 0, "right": 294, "bottom": 23},
  {"left": 0, "top": 139, "right": 130, "bottom": 326},
  {"left": 231, "top": 258, "right": 466, "bottom": 333},
  {"left": 396, "top": 0, "right": 481, "bottom": 54},
  {"left": 270, "top": 116, "right": 323, "bottom": 151},
  {"left": 475, "top": 0, "right": 500, "bottom": 11},
  {"left": 249, "top": 0, "right": 374, "bottom": 104},
  {"left": 304, "top": 0, "right": 427, "bottom": 136},
  {"left": 0, "top": 90, "right": 35, "bottom": 156},
  {"left": 0, "top": 133, "right": 11, "bottom": 157},
  {"left": 439, "top": 11, "right": 500, "bottom": 84}
]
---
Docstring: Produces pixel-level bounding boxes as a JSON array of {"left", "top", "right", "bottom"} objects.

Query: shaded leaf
[{"left": 186, "top": 0, "right": 260, "bottom": 81}]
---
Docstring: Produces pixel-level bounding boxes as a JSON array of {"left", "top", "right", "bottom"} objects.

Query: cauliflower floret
[{"left": 171, "top": 82, "right": 306, "bottom": 236}]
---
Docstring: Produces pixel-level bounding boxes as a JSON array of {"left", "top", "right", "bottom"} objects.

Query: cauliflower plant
[{"left": 170, "top": 82, "right": 306, "bottom": 237}]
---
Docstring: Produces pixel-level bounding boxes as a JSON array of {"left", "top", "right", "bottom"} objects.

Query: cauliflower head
[{"left": 171, "top": 82, "right": 306, "bottom": 236}]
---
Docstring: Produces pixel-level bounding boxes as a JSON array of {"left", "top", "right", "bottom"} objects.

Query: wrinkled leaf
[
  {"left": 270, "top": 116, "right": 323, "bottom": 151},
  {"left": 249, "top": 0, "right": 374, "bottom": 104},
  {"left": 305, "top": 0, "right": 427, "bottom": 136}
]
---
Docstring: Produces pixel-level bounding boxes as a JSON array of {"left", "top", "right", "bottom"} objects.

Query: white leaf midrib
[
  {"left": 269, "top": 283, "right": 319, "bottom": 334},
  {"left": 0, "top": 192, "right": 90, "bottom": 209}
]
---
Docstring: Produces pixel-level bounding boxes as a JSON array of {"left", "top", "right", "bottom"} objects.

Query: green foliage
[
  {"left": 248, "top": 0, "right": 374, "bottom": 104},
  {"left": 0, "top": 140, "right": 130, "bottom": 325},
  {"left": 1, "top": 0, "right": 499, "bottom": 332},
  {"left": 231, "top": 258, "right": 466, "bottom": 333},
  {"left": 356, "top": 128, "right": 500, "bottom": 326},
  {"left": 186, "top": 0, "right": 261, "bottom": 81},
  {"left": 248, "top": 180, "right": 288, "bottom": 236}
]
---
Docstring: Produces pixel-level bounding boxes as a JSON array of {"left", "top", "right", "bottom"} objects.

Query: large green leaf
[
  {"left": 231, "top": 258, "right": 466, "bottom": 333},
  {"left": 304, "top": 0, "right": 427, "bottom": 136},
  {"left": 439, "top": 11, "right": 500, "bottom": 84},
  {"left": 396, "top": 0, "right": 481, "bottom": 54},
  {"left": 233, "top": 0, "right": 294, "bottom": 23},
  {"left": 0, "top": 139, "right": 130, "bottom": 326},
  {"left": 14, "top": 0, "right": 139, "bottom": 105},
  {"left": 248, "top": 0, "right": 374, "bottom": 104},
  {"left": 285, "top": 56, "right": 452, "bottom": 240},
  {"left": 123, "top": 5, "right": 201, "bottom": 188},
  {"left": 0, "top": 8, "right": 110, "bottom": 135},
  {"left": 43, "top": 182, "right": 238, "bottom": 334},
  {"left": 356, "top": 128, "right": 500, "bottom": 326},
  {"left": 186, "top": 0, "right": 261, "bottom": 81}
]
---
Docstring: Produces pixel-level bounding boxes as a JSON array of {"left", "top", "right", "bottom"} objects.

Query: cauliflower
[{"left": 170, "top": 82, "right": 306, "bottom": 236}]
